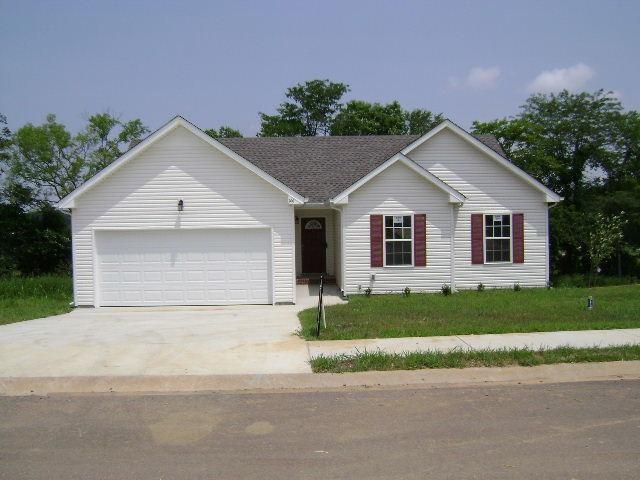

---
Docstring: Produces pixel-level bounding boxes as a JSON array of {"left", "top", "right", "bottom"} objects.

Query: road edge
[{"left": 1, "top": 360, "right": 639, "bottom": 396}]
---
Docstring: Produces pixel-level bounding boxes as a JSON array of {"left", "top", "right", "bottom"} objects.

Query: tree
[
  {"left": 331, "top": 101, "right": 444, "bottom": 136},
  {"left": 473, "top": 90, "right": 640, "bottom": 280},
  {"left": 406, "top": 109, "right": 446, "bottom": 135},
  {"left": 204, "top": 126, "right": 243, "bottom": 138},
  {"left": 473, "top": 90, "right": 623, "bottom": 202},
  {"left": 9, "top": 113, "right": 148, "bottom": 202},
  {"left": 0, "top": 114, "right": 11, "bottom": 165},
  {"left": 585, "top": 212, "right": 626, "bottom": 286},
  {"left": 77, "top": 113, "right": 149, "bottom": 176},
  {"left": 259, "top": 79, "right": 349, "bottom": 136},
  {"left": 610, "top": 111, "right": 640, "bottom": 183},
  {"left": 331, "top": 100, "right": 406, "bottom": 135},
  {"left": 0, "top": 182, "right": 70, "bottom": 276}
]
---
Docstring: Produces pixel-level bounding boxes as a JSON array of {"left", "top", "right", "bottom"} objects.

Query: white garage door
[{"left": 95, "top": 229, "right": 271, "bottom": 306}]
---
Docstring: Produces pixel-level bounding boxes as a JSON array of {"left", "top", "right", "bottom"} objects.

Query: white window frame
[
  {"left": 483, "top": 213, "right": 513, "bottom": 264},
  {"left": 383, "top": 213, "right": 414, "bottom": 267}
]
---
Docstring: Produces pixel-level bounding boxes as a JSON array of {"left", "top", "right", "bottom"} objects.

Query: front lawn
[
  {"left": 311, "top": 345, "right": 640, "bottom": 373},
  {"left": 0, "top": 275, "right": 73, "bottom": 326},
  {"left": 299, "top": 284, "right": 640, "bottom": 340}
]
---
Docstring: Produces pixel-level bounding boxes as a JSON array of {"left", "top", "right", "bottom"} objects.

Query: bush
[
  {"left": 553, "top": 274, "right": 639, "bottom": 288},
  {"left": 513, "top": 283, "right": 521, "bottom": 292},
  {"left": 0, "top": 275, "right": 72, "bottom": 299},
  {"left": 477, "top": 283, "right": 485, "bottom": 292},
  {"left": 441, "top": 284, "right": 452, "bottom": 296},
  {"left": 0, "top": 201, "right": 71, "bottom": 276}
]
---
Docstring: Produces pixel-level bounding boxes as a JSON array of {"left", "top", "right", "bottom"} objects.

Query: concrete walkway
[
  {"left": 308, "top": 328, "right": 640, "bottom": 357},
  {"left": 0, "top": 284, "right": 345, "bottom": 378},
  {"left": 2, "top": 282, "right": 638, "bottom": 381}
]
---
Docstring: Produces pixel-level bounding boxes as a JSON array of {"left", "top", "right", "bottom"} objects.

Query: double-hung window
[
  {"left": 384, "top": 215, "right": 413, "bottom": 266},
  {"left": 485, "top": 214, "right": 511, "bottom": 263}
]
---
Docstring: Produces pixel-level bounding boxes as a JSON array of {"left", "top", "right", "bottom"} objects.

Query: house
[{"left": 57, "top": 116, "right": 561, "bottom": 307}]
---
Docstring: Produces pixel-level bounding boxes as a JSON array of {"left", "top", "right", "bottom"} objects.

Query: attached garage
[{"left": 95, "top": 229, "right": 272, "bottom": 306}]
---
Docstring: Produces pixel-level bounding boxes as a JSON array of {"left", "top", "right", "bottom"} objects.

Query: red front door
[{"left": 301, "top": 218, "right": 326, "bottom": 273}]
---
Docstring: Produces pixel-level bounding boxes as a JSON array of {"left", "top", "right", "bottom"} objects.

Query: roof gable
[
  {"left": 401, "top": 120, "right": 562, "bottom": 203},
  {"left": 57, "top": 116, "right": 306, "bottom": 208},
  {"left": 331, "top": 153, "right": 465, "bottom": 204}
]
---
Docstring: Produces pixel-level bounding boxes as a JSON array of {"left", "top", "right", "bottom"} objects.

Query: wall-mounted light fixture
[{"left": 178, "top": 199, "right": 184, "bottom": 212}]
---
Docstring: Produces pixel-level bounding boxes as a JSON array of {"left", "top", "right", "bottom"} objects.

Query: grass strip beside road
[{"left": 310, "top": 345, "right": 640, "bottom": 373}]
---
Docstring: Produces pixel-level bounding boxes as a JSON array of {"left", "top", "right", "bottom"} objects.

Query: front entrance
[{"left": 301, "top": 217, "right": 326, "bottom": 273}]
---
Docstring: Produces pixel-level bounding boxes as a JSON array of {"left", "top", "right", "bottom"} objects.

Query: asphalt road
[{"left": 1, "top": 380, "right": 639, "bottom": 479}]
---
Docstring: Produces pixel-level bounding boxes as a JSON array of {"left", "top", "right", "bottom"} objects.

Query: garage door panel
[{"left": 96, "top": 229, "right": 271, "bottom": 306}]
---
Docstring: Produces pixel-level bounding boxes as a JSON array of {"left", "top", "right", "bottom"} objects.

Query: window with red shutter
[
  {"left": 513, "top": 213, "right": 524, "bottom": 263},
  {"left": 370, "top": 215, "right": 383, "bottom": 267},
  {"left": 414, "top": 214, "right": 426, "bottom": 267},
  {"left": 471, "top": 213, "right": 484, "bottom": 264}
]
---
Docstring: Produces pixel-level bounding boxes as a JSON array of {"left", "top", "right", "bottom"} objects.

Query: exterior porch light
[{"left": 178, "top": 199, "right": 184, "bottom": 212}]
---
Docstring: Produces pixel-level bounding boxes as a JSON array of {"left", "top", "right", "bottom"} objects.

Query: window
[
  {"left": 485, "top": 214, "right": 511, "bottom": 263},
  {"left": 384, "top": 215, "right": 413, "bottom": 266}
]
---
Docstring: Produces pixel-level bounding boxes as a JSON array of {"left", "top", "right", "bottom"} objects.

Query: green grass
[
  {"left": 0, "top": 275, "right": 73, "bottom": 325},
  {"left": 299, "top": 284, "right": 640, "bottom": 340},
  {"left": 311, "top": 345, "right": 640, "bottom": 373}
]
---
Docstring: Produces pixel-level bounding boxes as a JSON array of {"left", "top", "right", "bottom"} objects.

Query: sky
[{"left": 1, "top": 0, "right": 639, "bottom": 136}]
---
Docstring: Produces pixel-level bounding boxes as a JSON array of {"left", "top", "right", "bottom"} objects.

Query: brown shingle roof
[{"left": 219, "top": 134, "right": 505, "bottom": 203}]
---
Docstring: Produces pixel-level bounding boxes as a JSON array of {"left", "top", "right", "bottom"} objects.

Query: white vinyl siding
[
  {"left": 294, "top": 208, "right": 335, "bottom": 276},
  {"left": 342, "top": 162, "right": 452, "bottom": 294},
  {"left": 71, "top": 126, "right": 294, "bottom": 306},
  {"left": 408, "top": 129, "right": 548, "bottom": 288}
]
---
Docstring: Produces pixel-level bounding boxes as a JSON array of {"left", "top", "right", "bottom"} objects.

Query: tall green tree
[
  {"left": 9, "top": 113, "right": 148, "bottom": 202},
  {"left": 0, "top": 114, "right": 11, "bottom": 165},
  {"left": 259, "top": 79, "right": 350, "bottom": 136},
  {"left": 0, "top": 182, "right": 71, "bottom": 276},
  {"left": 204, "top": 126, "right": 243, "bottom": 138},
  {"left": 331, "top": 101, "right": 444, "bottom": 136},
  {"left": 331, "top": 100, "right": 407, "bottom": 135},
  {"left": 472, "top": 90, "right": 639, "bottom": 279},
  {"left": 406, "top": 109, "right": 446, "bottom": 135},
  {"left": 473, "top": 90, "right": 622, "bottom": 202}
]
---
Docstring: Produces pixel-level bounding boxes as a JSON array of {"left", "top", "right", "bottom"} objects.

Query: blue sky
[{"left": 1, "top": 0, "right": 639, "bottom": 135}]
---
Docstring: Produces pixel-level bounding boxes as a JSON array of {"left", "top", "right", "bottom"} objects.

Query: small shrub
[
  {"left": 513, "top": 283, "right": 521, "bottom": 292},
  {"left": 477, "top": 282, "right": 485, "bottom": 292},
  {"left": 403, "top": 286, "right": 411, "bottom": 297},
  {"left": 441, "top": 284, "right": 452, "bottom": 296},
  {"left": 364, "top": 287, "right": 372, "bottom": 297}
]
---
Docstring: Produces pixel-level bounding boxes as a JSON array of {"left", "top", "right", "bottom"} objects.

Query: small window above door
[{"left": 304, "top": 219, "right": 323, "bottom": 230}]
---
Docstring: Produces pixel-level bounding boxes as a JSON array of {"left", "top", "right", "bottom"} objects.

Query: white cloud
[
  {"left": 449, "top": 66, "right": 501, "bottom": 90},
  {"left": 527, "top": 63, "right": 595, "bottom": 93}
]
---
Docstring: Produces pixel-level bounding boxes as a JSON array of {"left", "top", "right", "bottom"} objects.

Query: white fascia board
[
  {"left": 401, "top": 120, "right": 563, "bottom": 203},
  {"left": 57, "top": 116, "right": 307, "bottom": 209},
  {"left": 330, "top": 152, "right": 465, "bottom": 205}
]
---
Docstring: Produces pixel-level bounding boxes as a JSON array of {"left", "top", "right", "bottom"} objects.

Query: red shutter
[
  {"left": 471, "top": 213, "right": 484, "bottom": 264},
  {"left": 370, "top": 215, "right": 383, "bottom": 267},
  {"left": 513, "top": 213, "right": 524, "bottom": 263},
  {"left": 414, "top": 214, "right": 427, "bottom": 267}
]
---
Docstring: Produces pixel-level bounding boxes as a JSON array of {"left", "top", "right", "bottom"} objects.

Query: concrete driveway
[{"left": 0, "top": 286, "right": 345, "bottom": 378}]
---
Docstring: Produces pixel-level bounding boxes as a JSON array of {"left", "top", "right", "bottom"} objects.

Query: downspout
[
  {"left": 329, "top": 203, "right": 345, "bottom": 296},
  {"left": 547, "top": 201, "right": 560, "bottom": 286},
  {"left": 450, "top": 203, "right": 460, "bottom": 292}
]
